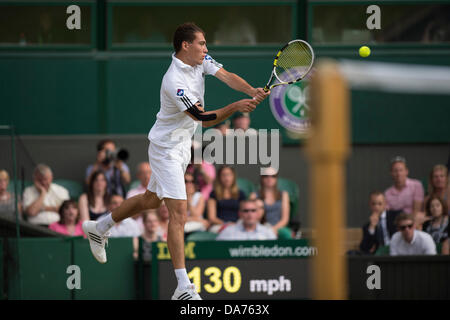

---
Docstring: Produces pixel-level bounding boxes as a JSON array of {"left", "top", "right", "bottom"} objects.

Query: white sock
[
  {"left": 175, "top": 269, "right": 191, "bottom": 289},
  {"left": 96, "top": 213, "right": 115, "bottom": 235}
]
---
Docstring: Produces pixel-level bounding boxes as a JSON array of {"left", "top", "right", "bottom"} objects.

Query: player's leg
[
  {"left": 83, "top": 190, "right": 161, "bottom": 263},
  {"left": 165, "top": 197, "right": 201, "bottom": 300}
]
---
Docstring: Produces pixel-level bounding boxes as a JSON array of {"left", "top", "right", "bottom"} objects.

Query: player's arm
[
  {"left": 184, "top": 99, "right": 257, "bottom": 128},
  {"left": 215, "top": 68, "right": 268, "bottom": 103}
]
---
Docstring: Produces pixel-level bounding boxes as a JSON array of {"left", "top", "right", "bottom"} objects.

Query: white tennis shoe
[
  {"left": 171, "top": 284, "right": 202, "bottom": 300},
  {"left": 82, "top": 220, "right": 110, "bottom": 264}
]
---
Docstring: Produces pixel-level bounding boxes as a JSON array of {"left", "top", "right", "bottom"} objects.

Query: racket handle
[{"left": 263, "top": 86, "right": 270, "bottom": 93}]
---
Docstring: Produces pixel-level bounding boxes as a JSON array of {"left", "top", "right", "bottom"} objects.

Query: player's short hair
[{"left": 173, "top": 22, "right": 205, "bottom": 53}]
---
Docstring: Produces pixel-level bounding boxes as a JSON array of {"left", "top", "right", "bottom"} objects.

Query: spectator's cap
[
  {"left": 260, "top": 166, "right": 278, "bottom": 176},
  {"left": 232, "top": 112, "right": 250, "bottom": 120},
  {"left": 390, "top": 156, "right": 406, "bottom": 165}
]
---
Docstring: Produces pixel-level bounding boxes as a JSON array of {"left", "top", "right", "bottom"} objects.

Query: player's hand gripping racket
[{"left": 263, "top": 39, "right": 314, "bottom": 92}]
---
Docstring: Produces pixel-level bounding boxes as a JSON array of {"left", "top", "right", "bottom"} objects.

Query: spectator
[
  {"left": 186, "top": 142, "right": 216, "bottom": 201},
  {"left": 23, "top": 164, "right": 69, "bottom": 226},
  {"left": 0, "top": 170, "right": 19, "bottom": 220},
  {"left": 207, "top": 165, "right": 246, "bottom": 233},
  {"left": 214, "top": 121, "right": 231, "bottom": 136},
  {"left": 108, "top": 194, "right": 141, "bottom": 238},
  {"left": 359, "top": 191, "right": 401, "bottom": 254},
  {"left": 49, "top": 199, "right": 84, "bottom": 236},
  {"left": 126, "top": 161, "right": 152, "bottom": 232},
  {"left": 250, "top": 167, "right": 291, "bottom": 239},
  {"left": 126, "top": 162, "right": 152, "bottom": 199},
  {"left": 422, "top": 196, "right": 449, "bottom": 246},
  {"left": 231, "top": 112, "right": 257, "bottom": 135},
  {"left": 156, "top": 201, "right": 169, "bottom": 241},
  {"left": 85, "top": 139, "right": 131, "bottom": 197},
  {"left": 425, "top": 164, "right": 450, "bottom": 215},
  {"left": 79, "top": 170, "right": 110, "bottom": 221},
  {"left": 185, "top": 172, "right": 209, "bottom": 234},
  {"left": 133, "top": 210, "right": 164, "bottom": 261},
  {"left": 390, "top": 212, "right": 436, "bottom": 256},
  {"left": 384, "top": 156, "right": 424, "bottom": 216},
  {"left": 216, "top": 199, "right": 276, "bottom": 240}
]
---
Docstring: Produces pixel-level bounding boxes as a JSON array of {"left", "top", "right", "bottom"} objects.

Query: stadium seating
[
  {"left": 53, "top": 179, "right": 84, "bottom": 199},
  {"left": 277, "top": 177, "right": 300, "bottom": 222},
  {"left": 237, "top": 177, "right": 257, "bottom": 198},
  {"left": 186, "top": 231, "right": 217, "bottom": 241},
  {"left": 6, "top": 180, "right": 32, "bottom": 195}
]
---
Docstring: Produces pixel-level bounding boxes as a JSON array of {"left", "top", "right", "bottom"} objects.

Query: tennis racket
[{"left": 263, "top": 39, "right": 314, "bottom": 92}]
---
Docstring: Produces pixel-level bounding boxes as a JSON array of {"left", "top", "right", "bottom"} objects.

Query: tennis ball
[{"left": 359, "top": 46, "right": 371, "bottom": 58}]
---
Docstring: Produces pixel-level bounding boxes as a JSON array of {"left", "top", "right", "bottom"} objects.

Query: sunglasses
[
  {"left": 399, "top": 223, "right": 413, "bottom": 231},
  {"left": 185, "top": 179, "right": 194, "bottom": 183},
  {"left": 262, "top": 174, "right": 277, "bottom": 178},
  {"left": 242, "top": 209, "right": 257, "bottom": 213}
]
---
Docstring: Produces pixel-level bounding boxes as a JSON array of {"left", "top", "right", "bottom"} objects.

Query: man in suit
[{"left": 360, "top": 191, "right": 401, "bottom": 254}]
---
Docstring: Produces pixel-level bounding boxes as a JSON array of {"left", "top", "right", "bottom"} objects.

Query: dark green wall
[{"left": 1, "top": 50, "right": 450, "bottom": 143}]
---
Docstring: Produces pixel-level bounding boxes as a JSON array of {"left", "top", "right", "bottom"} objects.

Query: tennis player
[{"left": 82, "top": 22, "right": 269, "bottom": 300}]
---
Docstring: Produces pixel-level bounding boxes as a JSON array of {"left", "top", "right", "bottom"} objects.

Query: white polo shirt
[
  {"left": 148, "top": 53, "right": 223, "bottom": 149},
  {"left": 390, "top": 230, "right": 436, "bottom": 256}
]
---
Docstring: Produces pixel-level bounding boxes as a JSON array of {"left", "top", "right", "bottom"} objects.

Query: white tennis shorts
[{"left": 147, "top": 141, "right": 190, "bottom": 200}]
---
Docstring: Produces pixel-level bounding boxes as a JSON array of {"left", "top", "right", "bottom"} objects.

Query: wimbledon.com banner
[
  {"left": 228, "top": 243, "right": 318, "bottom": 258},
  {"left": 155, "top": 239, "right": 317, "bottom": 261}
]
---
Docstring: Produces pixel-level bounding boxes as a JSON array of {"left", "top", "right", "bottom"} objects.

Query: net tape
[{"left": 338, "top": 59, "right": 450, "bottom": 95}]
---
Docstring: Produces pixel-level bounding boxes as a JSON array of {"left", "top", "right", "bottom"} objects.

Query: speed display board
[{"left": 152, "top": 239, "right": 317, "bottom": 300}]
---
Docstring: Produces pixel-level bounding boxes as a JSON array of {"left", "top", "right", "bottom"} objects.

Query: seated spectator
[
  {"left": 207, "top": 165, "right": 246, "bottom": 233},
  {"left": 85, "top": 139, "right": 131, "bottom": 197},
  {"left": 422, "top": 196, "right": 449, "bottom": 247},
  {"left": 384, "top": 156, "right": 424, "bottom": 217},
  {"left": 216, "top": 199, "right": 277, "bottom": 240},
  {"left": 214, "top": 120, "right": 231, "bottom": 136},
  {"left": 250, "top": 167, "right": 291, "bottom": 239},
  {"left": 359, "top": 191, "right": 401, "bottom": 254},
  {"left": 185, "top": 172, "right": 209, "bottom": 234},
  {"left": 0, "top": 170, "right": 19, "bottom": 220},
  {"left": 126, "top": 161, "right": 152, "bottom": 232},
  {"left": 186, "top": 142, "right": 216, "bottom": 201},
  {"left": 133, "top": 210, "right": 165, "bottom": 261},
  {"left": 424, "top": 164, "right": 450, "bottom": 215},
  {"left": 79, "top": 170, "right": 110, "bottom": 221},
  {"left": 108, "top": 194, "right": 141, "bottom": 238},
  {"left": 390, "top": 212, "right": 436, "bottom": 256},
  {"left": 49, "top": 199, "right": 84, "bottom": 236},
  {"left": 156, "top": 201, "right": 169, "bottom": 241},
  {"left": 126, "top": 162, "right": 152, "bottom": 199},
  {"left": 23, "top": 164, "right": 69, "bottom": 226},
  {"left": 231, "top": 112, "right": 257, "bottom": 135}
]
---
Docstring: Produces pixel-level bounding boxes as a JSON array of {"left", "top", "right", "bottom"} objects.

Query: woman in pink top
[{"left": 49, "top": 199, "right": 85, "bottom": 236}]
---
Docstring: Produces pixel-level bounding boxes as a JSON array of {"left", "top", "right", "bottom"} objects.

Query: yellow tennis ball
[{"left": 359, "top": 46, "right": 371, "bottom": 58}]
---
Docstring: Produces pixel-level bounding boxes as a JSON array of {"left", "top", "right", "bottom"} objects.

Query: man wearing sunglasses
[
  {"left": 390, "top": 212, "right": 436, "bottom": 256},
  {"left": 216, "top": 199, "right": 276, "bottom": 240}
]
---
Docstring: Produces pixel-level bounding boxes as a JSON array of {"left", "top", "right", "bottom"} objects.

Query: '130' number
[{"left": 188, "top": 266, "right": 241, "bottom": 294}]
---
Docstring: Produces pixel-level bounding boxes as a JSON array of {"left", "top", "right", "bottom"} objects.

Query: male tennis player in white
[{"left": 82, "top": 22, "right": 269, "bottom": 300}]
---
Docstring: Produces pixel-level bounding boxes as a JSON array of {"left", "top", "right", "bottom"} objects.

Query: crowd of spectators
[
  {"left": 358, "top": 156, "right": 449, "bottom": 255},
  {"left": 1, "top": 137, "right": 449, "bottom": 257}
]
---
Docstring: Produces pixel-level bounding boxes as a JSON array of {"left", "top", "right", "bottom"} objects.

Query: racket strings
[{"left": 276, "top": 41, "right": 313, "bottom": 82}]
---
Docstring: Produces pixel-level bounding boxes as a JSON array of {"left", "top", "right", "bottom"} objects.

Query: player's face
[{"left": 186, "top": 32, "right": 208, "bottom": 65}]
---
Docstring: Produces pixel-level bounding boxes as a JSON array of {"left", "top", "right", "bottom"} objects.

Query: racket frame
[{"left": 263, "top": 39, "right": 315, "bottom": 92}]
